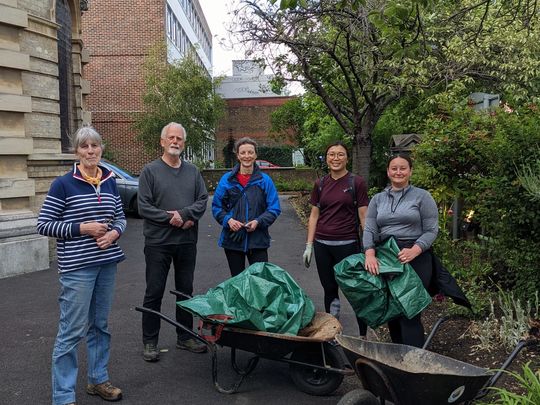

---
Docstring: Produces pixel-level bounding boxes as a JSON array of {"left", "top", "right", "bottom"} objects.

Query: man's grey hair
[
  {"left": 71, "top": 126, "right": 103, "bottom": 152},
  {"left": 161, "top": 122, "right": 187, "bottom": 140}
]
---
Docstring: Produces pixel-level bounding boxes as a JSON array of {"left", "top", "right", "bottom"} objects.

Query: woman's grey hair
[
  {"left": 71, "top": 126, "right": 103, "bottom": 151},
  {"left": 161, "top": 122, "right": 187, "bottom": 140},
  {"left": 234, "top": 137, "right": 258, "bottom": 154}
]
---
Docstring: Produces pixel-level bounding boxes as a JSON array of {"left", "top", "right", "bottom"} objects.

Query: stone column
[{"left": 0, "top": 0, "right": 49, "bottom": 277}]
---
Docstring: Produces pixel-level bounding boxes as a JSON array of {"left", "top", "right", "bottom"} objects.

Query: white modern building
[{"left": 165, "top": 0, "right": 212, "bottom": 73}]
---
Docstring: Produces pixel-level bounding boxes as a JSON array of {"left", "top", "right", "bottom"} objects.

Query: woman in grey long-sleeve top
[{"left": 363, "top": 153, "right": 438, "bottom": 347}]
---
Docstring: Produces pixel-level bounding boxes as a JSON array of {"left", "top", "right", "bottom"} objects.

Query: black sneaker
[
  {"left": 143, "top": 343, "right": 160, "bottom": 362},
  {"left": 176, "top": 338, "right": 207, "bottom": 353}
]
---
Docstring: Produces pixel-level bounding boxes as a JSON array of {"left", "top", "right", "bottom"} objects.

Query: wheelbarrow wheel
[
  {"left": 289, "top": 343, "right": 344, "bottom": 396},
  {"left": 337, "top": 388, "right": 379, "bottom": 405}
]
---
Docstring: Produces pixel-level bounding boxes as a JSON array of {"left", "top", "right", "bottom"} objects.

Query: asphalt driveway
[{"left": 0, "top": 196, "right": 363, "bottom": 404}]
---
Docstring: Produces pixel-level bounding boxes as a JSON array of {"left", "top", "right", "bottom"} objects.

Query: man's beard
[{"left": 167, "top": 147, "right": 181, "bottom": 156}]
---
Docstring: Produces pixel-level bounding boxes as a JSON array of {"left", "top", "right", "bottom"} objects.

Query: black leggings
[
  {"left": 388, "top": 242, "right": 433, "bottom": 348},
  {"left": 224, "top": 248, "right": 268, "bottom": 277},
  {"left": 313, "top": 241, "right": 367, "bottom": 336}
]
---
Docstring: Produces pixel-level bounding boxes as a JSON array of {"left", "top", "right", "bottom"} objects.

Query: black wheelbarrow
[
  {"left": 135, "top": 296, "right": 353, "bottom": 395},
  {"left": 335, "top": 331, "right": 536, "bottom": 405}
]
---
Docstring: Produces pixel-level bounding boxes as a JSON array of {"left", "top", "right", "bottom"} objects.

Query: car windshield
[{"left": 103, "top": 161, "right": 137, "bottom": 179}]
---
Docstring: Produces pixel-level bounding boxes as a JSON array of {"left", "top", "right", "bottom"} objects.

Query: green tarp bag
[
  {"left": 334, "top": 238, "right": 431, "bottom": 328},
  {"left": 178, "top": 262, "right": 315, "bottom": 335}
]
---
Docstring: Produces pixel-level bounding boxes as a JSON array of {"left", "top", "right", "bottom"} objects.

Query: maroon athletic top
[{"left": 309, "top": 173, "right": 369, "bottom": 241}]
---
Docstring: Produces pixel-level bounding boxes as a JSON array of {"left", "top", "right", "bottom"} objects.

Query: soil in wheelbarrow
[{"left": 290, "top": 193, "right": 540, "bottom": 397}]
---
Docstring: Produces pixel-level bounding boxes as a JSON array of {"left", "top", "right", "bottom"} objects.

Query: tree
[
  {"left": 234, "top": 0, "right": 540, "bottom": 180},
  {"left": 134, "top": 43, "right": 225, "bottom": 159},
  {"left": 270, "top": 94, "right": 348, "bottom": 170}
]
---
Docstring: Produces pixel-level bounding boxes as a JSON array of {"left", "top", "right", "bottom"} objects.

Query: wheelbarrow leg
[
  {"left": 355, "top": 357, "right": 400, "bottom": 405},
  {"left": 210, "top": 345, "right": 254, "bottom": 394},
  {"left": 230, "top": 347, "right": 260, "bottom": 376}
]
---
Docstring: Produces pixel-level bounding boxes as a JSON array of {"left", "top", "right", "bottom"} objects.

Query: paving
[{"left": 0, "top": 196, "right": 363, "bottom": 405}]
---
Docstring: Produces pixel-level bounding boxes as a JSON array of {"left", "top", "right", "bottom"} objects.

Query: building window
[{"left": 56, "top": 0, "right": 74, "bottom": 152}]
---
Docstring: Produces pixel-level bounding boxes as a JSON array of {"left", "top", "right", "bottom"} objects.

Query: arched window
[{"left": 56, "top": 0, "right": 74, "bottom": 152}]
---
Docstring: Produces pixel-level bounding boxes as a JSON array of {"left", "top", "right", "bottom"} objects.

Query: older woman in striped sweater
[{"left": 37, "top": 126, "right": 125, "bottom": 405}]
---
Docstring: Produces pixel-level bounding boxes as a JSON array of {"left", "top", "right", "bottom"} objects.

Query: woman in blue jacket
[{"left": 212, "top": 137, "right": 281, "bottom": 276}]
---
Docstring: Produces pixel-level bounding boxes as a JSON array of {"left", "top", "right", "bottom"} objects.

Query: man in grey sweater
[{"left": 138, "top": 122, "right": 208, "bottom": 361}]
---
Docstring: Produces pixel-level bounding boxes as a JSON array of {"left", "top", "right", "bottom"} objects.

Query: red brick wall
[
  {"left": 215, "top": 96, "right": 297, "bottom": 162},
  {"left": 81, "top": 0, "right": 165, "bottom": 174}
]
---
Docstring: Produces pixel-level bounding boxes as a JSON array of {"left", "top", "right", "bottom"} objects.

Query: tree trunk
[
  {"left": 351, "top": 109, "right": 377, "bottom": 182},
  {"left": 352, "top": 137, "right": 372, "bottom": 181}
]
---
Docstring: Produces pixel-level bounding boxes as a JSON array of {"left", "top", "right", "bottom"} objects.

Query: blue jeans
[{"left": 52, "top": 263, "right": 117, "bottom": 405}]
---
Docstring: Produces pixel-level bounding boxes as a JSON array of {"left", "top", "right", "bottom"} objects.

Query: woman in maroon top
[{"left": 303, "top": 142, "right": 369, "bottom": 336}]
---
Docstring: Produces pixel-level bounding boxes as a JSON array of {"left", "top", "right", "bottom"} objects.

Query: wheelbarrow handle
[
  {"left": 422, "top": 314, "right": 469, "bottom": 349},
  {"left": 475, "top": 338, "right": 538, "bottom": 400},
  {"left": 170, "top": 290, "right": 192, "bottom": 300},
  {"left": 134, "top": 306, "right": 208, "bottom": 347}
]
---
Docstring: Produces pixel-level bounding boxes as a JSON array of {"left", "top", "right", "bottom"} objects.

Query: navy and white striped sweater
[{"left": 37, "top": 163, "right": 126, "bottom": 273}]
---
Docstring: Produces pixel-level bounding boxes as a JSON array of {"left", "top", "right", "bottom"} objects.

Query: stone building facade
[
  {"left": 0, "top": 0, "right": 89, "bottom": 278},
  {"left": 81, "top": 0, "right": 212, "bottom": 174}
]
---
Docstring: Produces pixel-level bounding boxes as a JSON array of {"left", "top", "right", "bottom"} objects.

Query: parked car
[
  {"left": 100, "top": 160, "right": 139, "bottom": 214},
  {"left": 256, "top": 159, "right": 281, "bottom": 169}
]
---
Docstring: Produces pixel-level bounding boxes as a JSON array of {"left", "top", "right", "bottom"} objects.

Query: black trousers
[
  {"left": 388, "top": 241, "right": 433, "bottom": 348},
  {"left": 142, "top": 243, "right": 197, "bottom": 344},
  {"left": 313, "top": 241, "right": 368, "bottom": 336},
  {"left": 224, "top": 248, "right": 268, "bottom": 277}
]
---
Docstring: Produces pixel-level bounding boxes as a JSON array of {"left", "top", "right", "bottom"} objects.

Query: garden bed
[{"left": 289, "top": 193, "right": 540, "bottom": 399}]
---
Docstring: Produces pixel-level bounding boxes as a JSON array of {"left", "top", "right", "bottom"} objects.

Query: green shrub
[
  {"left": 258, "top": 146, "right": 294, "bottom": 167},
  {"left": 479, "top": 362, "right": 540, "bottom": 405},
  {"left": 432, "top": 232, "right": 494, "bottom": 315},
  {"left": 415, "top": 104, "right": 540, "bottom": 299},
  {"left": 273, "top": 178, "right": 312, "bottom": 192}
]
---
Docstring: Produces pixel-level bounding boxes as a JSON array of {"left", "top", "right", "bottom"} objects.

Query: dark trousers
[
  {"left": 224, "top": 248, "right": 268, "bottom": 277},
  {"left": 313, "top": 241, "right": 368, "bottom": 336},
  {"left": 388, "top": 243, "right": 433, "bottom": 348},
  {"left": 142, "top": 243, "right": 197, "bottom": 344}
]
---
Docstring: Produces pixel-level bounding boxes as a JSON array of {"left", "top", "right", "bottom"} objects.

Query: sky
[{"left": 198, "top": 0, "right": 245, "bottom": 77}]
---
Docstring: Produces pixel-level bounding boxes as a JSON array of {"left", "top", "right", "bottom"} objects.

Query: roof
[{"left": 390, "top": 133, "right": 423, "bottom": 152}]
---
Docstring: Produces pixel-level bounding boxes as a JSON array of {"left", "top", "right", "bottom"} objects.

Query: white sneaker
[{"left": 329, "top": 298, "right": 341, "bottom": 319}]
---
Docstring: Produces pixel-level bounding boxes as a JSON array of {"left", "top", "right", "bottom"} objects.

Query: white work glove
[{"left": 303, "top": 242, "right": 313, "bottom": 268}]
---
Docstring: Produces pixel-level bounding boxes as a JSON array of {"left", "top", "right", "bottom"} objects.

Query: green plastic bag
[
  {"left": 178, "top": 262, "right": 315, "bottom": 335},
  {"left": 334, "top": 238, "right": 431, "bottom": 328}
]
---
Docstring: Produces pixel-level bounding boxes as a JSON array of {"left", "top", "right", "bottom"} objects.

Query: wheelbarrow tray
[
  {"left": 337, "top": 335, "right": 492, "bottom": 405},
  {"left": 136, "top": 305, "right": 351, "bottom": 395},
  {"left": 216, "top": 311, "right": 342, "bottom": 357}
]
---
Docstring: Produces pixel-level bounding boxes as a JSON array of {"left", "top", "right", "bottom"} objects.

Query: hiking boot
[
  {"left": 86, "top": 381, "right": 122, "bottom": 401},
  {"left": 176, "top": 337, "right": 207, "bottom": 353},
  {"left": 143, "top": 343, "right": 160, "bottom": 362}
]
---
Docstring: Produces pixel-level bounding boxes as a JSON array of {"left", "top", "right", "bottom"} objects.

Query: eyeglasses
[
  {"left": 166, "top": 136, "right": 184, "bottom": 143},
  {"left": 327, "top": 152, "right": 346, "bottom": 159}
]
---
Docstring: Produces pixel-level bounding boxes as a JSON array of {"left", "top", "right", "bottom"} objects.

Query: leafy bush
[
  {"left": 433, "top": 232, "right": 494, "bottom": 314},
  {"left": 471, "top": 290, "right": 538, "bottom": 352},
  {"left": 414, "top": 104, "right": 540, "bottom": 299},
  {"left": 257, "top": 146, "right": 294, "bottom": 167},
  {"left": 273, "top": 178, "right": 312, "bottom": 192},
  {"left": 516, "top": 155, "right": 540, "bottom": 200}
]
